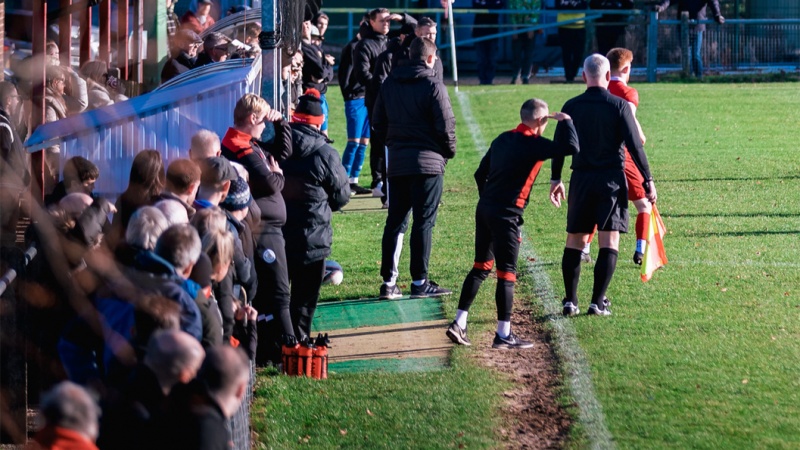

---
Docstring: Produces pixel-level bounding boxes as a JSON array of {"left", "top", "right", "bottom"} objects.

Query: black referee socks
[
  {"left": 592, "top": 248, "right": 619, "bottom": 305},
  {"left": 562, "top": 247, "right": 583, "bottom": 304}
]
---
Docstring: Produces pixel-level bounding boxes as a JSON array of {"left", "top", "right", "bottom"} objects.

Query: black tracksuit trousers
[
  {"left": 287, "top": 258, "right": 325, "bottom": 340},
  {"left": 253, "top": 227, "right": 291, "bottom": 366},
  {"left": 381, "top": 174, "right": 443, "bottom": 283},
  {"left": 457, "top": 204, "right": 522, "bottom": 322}
]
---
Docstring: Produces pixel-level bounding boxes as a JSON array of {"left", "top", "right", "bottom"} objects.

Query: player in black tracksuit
[
  {"left": 220, "top": 94, "right": 292, "bottom": 366},
  {"left": 446, "top": 99, "right": 579, "bottom": 349}
]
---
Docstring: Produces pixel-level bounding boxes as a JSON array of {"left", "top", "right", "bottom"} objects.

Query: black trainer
[
  {"left": 633, "top": 251, "right": 644, "bottom": 265},
  {"left": 562, "top": 300, "right": 580, "bottom": 317},
  {"left": 379, "top": 283, "right": 402, "bottom": 300},
  {"left": 492, "top": 332, "right": 534, "bottom": 349},
  {"left": 410, "top": 280, "right": 452, "bottom": 298},
  {"left": 446, "top": 321, "right": 471, "bottom": 346},
  {"left": 587, "top": 298, "right": 612, "bottom": 316},
  {"left": 350, "top": 183, "right": 372, "bottom": 195}
]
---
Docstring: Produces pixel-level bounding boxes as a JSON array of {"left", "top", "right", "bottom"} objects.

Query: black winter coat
[
  {"left": 338, "top": 23, "right": 371, "bottom": 100},
  {"left": 373, "top": 35, "right": 446, "bottom": 92},
  {"left": 301, "top": 40, "right": 334, "bottom": 94},
  {"left": 353, "top": 26, "right": 388, "bottom": 110},
  {"left": 372, "top": 60, "right": 457, "bottom": 178},
  {"left": 281, "top": 124, "right": 350, "bottom": 264},
  {"left": 160, "top": 52, "right": 196, "bottom": 84}
]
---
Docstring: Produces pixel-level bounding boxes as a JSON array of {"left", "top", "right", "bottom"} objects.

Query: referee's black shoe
[
  {"left": 410, "top": 280, "right": 452, "bottom": 298},
  {"left": 492, "top": 332, "right": 534, "bottom": 349},
  {"left": 562, "top": 300, "right": 580, "bottom": 317},
  {"left": 587, "top": 298, "right": 612, "bottom": 316}
]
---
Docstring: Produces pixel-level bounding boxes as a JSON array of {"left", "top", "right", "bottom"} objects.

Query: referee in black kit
[{"left": 549, "top": 54, "right": 657, "bottom": 317}]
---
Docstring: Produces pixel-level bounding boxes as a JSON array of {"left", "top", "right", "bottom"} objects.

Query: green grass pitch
[{"left": 251, "top": 82, "right": 800, "bottom": 449}]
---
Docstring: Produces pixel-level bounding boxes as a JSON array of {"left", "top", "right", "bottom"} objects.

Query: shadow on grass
[
  {"left": 660, "top": 175, "right": 800, "bottom": 183},
  {"left": 687, "top": 229, "right": 800, "bottom": 237},
  {"left": 668, "top": 212, "right": 800, "bottom": 218}
]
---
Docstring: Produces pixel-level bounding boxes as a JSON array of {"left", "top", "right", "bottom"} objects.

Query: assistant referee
[{"left": 549, "top": 54, "right": 657, "bottom": 316}]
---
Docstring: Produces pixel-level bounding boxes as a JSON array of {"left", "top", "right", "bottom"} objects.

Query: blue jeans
[
  {"left": 690, "top": 29, "right": 704, "bottom": 78},
  {"left": 320, "top": 93, "right": 329, "bottom": 132}
]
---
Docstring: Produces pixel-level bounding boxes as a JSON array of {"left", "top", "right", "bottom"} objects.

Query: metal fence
[
  {"left": 24, "top": 56, "right": 262, "bottom": 199},
  {"left": 320, "top": 7, "right": 800, "bottom": 80}
]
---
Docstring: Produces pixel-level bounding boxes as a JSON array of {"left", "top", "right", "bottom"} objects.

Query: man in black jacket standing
[
  {"left": 354, "top": 8, "right": 413, "bottom": 197},
  {"left": 653, "top": 0, "right": 724, "bottom": 79},
  {"left": 373, "top": 38, "right": 456, "bottom": 300},
  {"left": 549, "top": 54, "right": 657, "bottom": 316},
  {"left": 283, "top": 89, "right": 350, "bottom": 340}
]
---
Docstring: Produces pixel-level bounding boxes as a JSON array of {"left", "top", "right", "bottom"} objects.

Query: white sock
[
  {"left": 349, "top": 177, "right": 355, "bottom": 184},
  {"left": 412, "top": 279, "right": 426, "bottom": 287},
  {"left": 455, "top": 310, "right": 468, "bottom": 329},
  {"left": 353, "top": 177, "right": 359, "bottom": 184},
  {"left": 383, "top": 281, "right": 396, "bottom": 287},
  {"left": 636, "top": 239, "right": 647, "bottom": 254},
  {"left": 497, "top": 321, "right": 511, "bottom": 338},
  {"left": 583, "top": 242, "right": 591, "bottom": 254}
]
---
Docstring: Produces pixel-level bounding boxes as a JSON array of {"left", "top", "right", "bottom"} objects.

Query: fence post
[
  {"left": 681, "top": 11, "right": 690, "bottom": 77},
  {"left": 347, "top": 11, "right": 354, "bottom": 42},
  {"left": 647, "top": 10, "right": 658, "bottom": 82}
]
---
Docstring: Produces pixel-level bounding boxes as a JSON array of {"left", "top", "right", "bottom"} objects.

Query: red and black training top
[
  {"left": 221, "top": 120, "right": 293, "bottom": 228},
  {"left": 475, "top": 121, "right": 579, "bottom": 214}
]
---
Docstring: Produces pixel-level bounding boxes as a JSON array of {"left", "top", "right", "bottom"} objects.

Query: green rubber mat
[
  {"left": 329, "top": 356, "right": 447, "bottom": 374},
  {"left": 312, "top": 297, "right": 445, "bottom": 332}
]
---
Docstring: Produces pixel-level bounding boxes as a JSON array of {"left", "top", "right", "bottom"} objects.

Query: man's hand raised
[
  {"left": 265, "top": 109, "right": 284, "bottom": 122},
  {"left": 549, "top": 112, "right": 571, "bottom": 122}
]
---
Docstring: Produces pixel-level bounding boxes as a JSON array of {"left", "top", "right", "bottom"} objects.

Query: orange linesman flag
[{"left": 641, "top": 205, "right": 667, "bottom": 282}]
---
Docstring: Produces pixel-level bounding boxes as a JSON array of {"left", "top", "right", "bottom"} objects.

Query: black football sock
[
  {"left": 592, "top": 248, "right": 619, "bottom": 305},
  {"left": 562, "top": 247, "right": 583, "bottom": 304}
]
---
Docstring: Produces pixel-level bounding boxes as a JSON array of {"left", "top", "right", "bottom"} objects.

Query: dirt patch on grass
[{"left": 481, "top": 307, "right": 572, "bottom": 449}]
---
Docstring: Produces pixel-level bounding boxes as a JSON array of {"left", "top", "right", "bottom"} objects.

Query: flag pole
[{"left": 445, "top": 0, "right": 459, "bottom": 92}]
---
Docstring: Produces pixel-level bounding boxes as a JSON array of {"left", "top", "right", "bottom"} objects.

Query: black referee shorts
[{"left": 566, "top": 169, "right": 629, "bottom": 233}]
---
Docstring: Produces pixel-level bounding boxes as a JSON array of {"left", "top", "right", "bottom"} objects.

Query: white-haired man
[{"left": 549, "top": 54, "right": 657, "bottom": 317}]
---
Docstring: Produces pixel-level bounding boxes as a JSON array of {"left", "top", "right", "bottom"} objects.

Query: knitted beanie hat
[
  {"left": 219, "top": 176, "right": 252, "bottom": 211},
  {"left": 292, "top": 88, "right": 325, "bottom": 126}
]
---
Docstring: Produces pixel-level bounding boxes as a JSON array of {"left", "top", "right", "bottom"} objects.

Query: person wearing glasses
[{"left": 195, "top": 32, "right": 232, "bottom": 68}]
